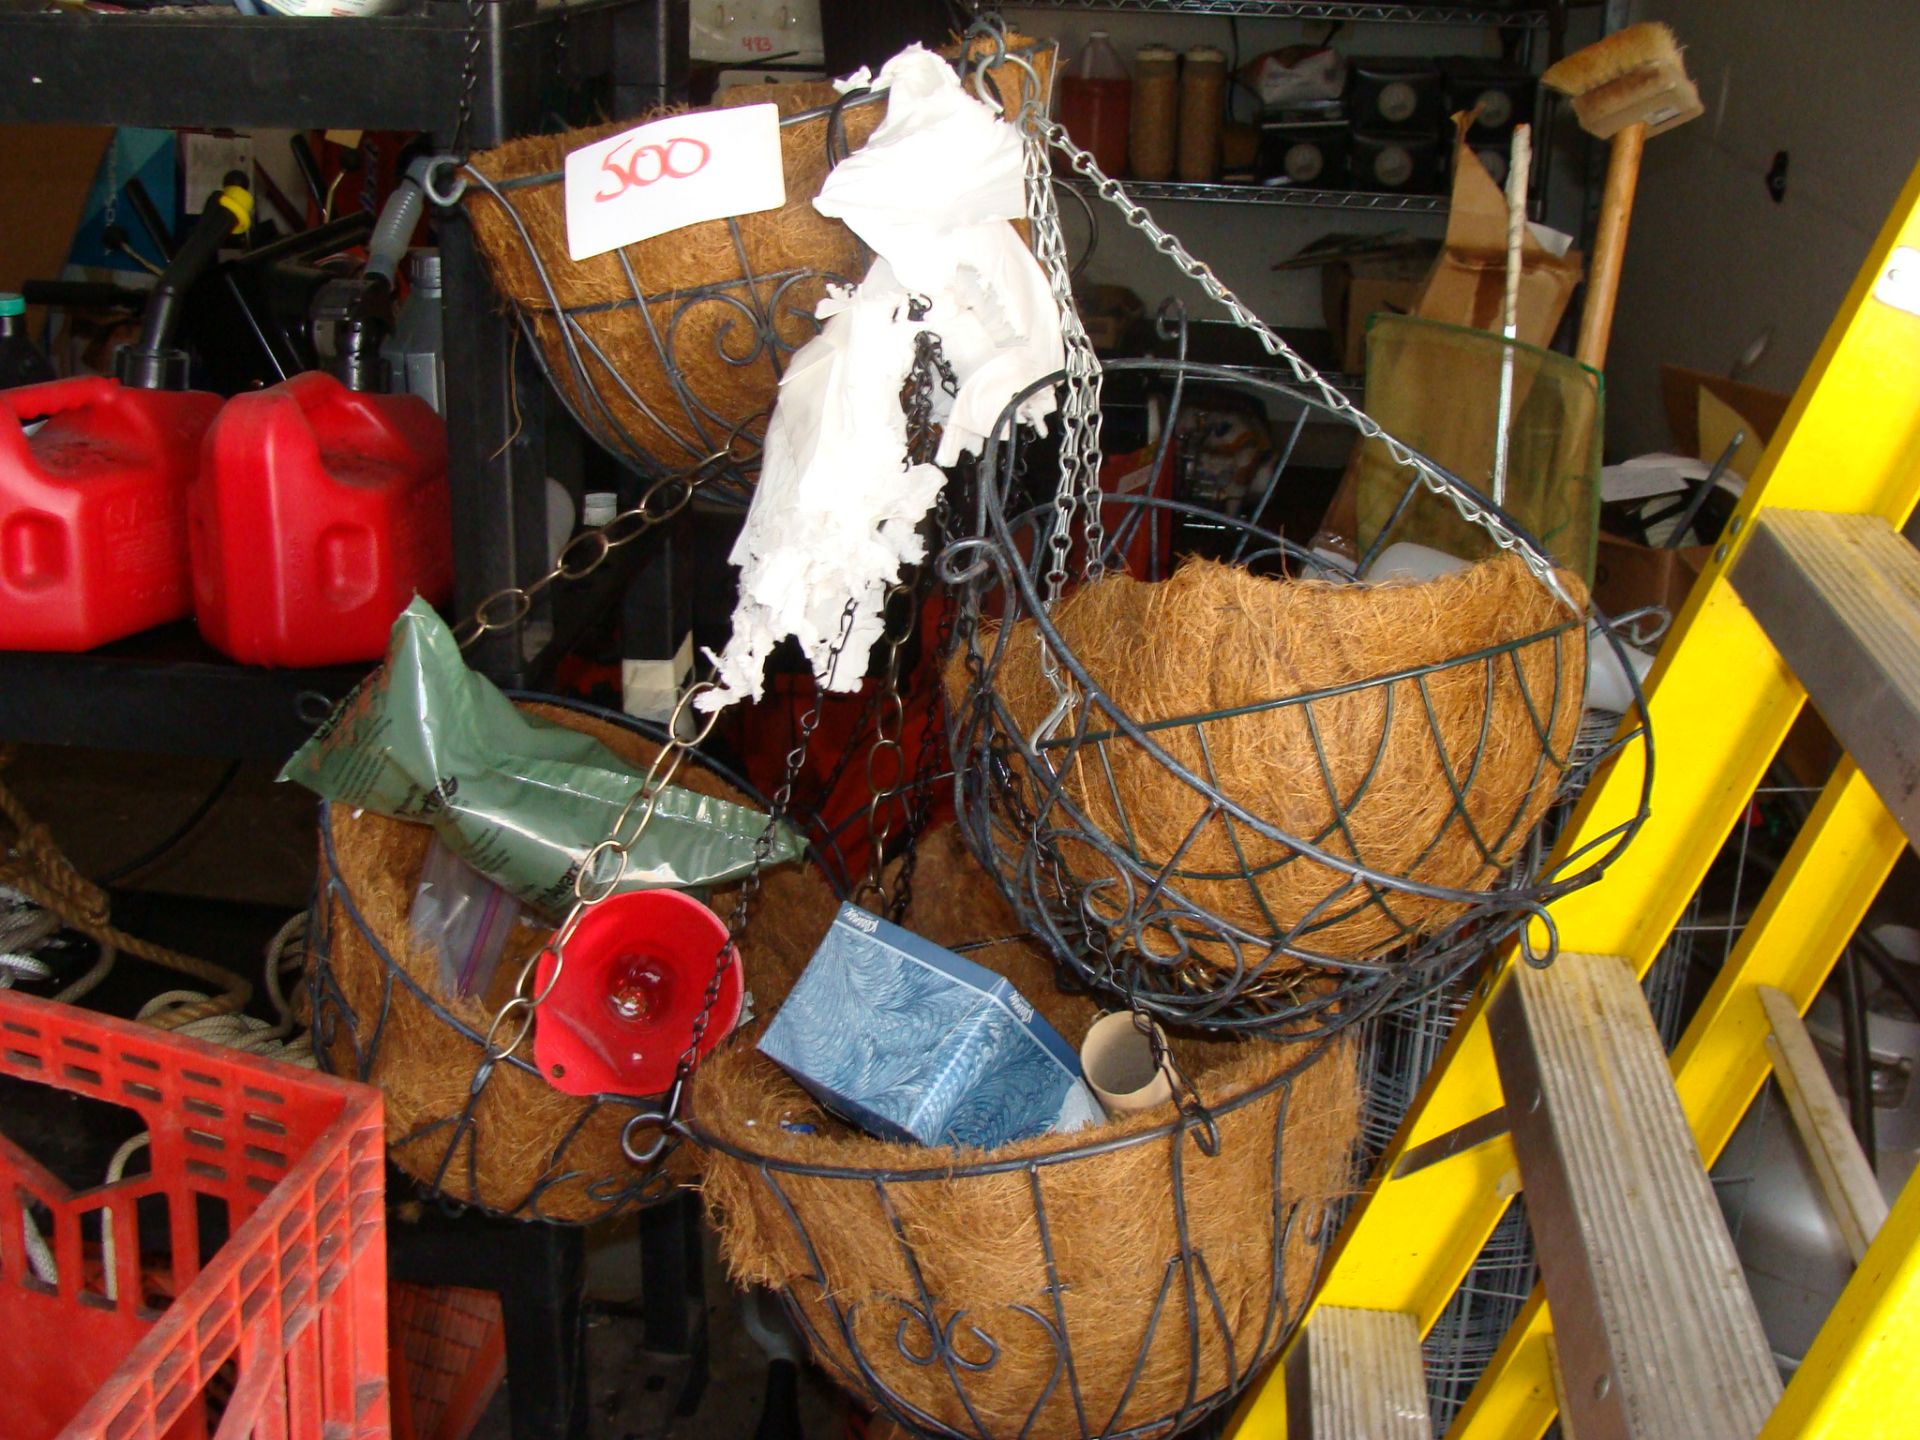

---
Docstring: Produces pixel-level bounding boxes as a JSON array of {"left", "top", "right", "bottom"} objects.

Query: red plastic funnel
[{"left": 532, "top": 889, "right": 742, "bottom": 1097}]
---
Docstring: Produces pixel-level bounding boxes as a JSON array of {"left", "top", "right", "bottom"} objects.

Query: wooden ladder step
[
  {"left": 1758, "top": 984, "right": 1890, "bottom": 1263},
  {"left": 1284, "top": 1305, "right": 1431, "bottom": 1440},
  {"left": 1730, "top": 508, "right": 1920, "bottom": 843},
  {"left": 1490, "top": 952, "right": 1782, "bottom": 1440}
]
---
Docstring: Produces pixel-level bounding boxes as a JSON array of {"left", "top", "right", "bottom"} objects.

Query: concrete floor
[{"left": 467, "top": 1224, "right": 845, "bottom": 1440}]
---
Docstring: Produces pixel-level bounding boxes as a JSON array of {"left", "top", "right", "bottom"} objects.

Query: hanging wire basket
[
  {"left": 942, "top": 352, "right": 1653, "bottom": 1037},
  {"left": 689, "top": 829, "right": 1363, "bottom": 1440},
  {"left": 306, "top": 695, "right": 839, "bottom": 1222},
  {"left": 926, "top": 17, "right": 1652, "bottom": 1036},
  {"left": 435, "top": 38, "right": 1056, "bottom": 504}
]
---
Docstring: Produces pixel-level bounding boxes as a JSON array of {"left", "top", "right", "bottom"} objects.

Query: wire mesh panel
[{"left": 944, "top": 360, "right": 1652, "bottom": 1037}]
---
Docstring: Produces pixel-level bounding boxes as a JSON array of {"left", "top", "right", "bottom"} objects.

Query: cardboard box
[
  {"left": 1324, "top": 252, "right": 1434, "bottom": 373},
  {"left": 1592, "top": 533, "right": 1709, "bottom": 620},
  {"left": 1413, "top": 114, "right": 1582, "bottom": 347},
  {"left": 1658, "top": 363, "right": 1791, "bottom": 457},
  {"left": 1591, "top": 365, "right": 1791, "bottom": 618},
  {"left": 759, "top": 904, "right": 1104, "bottom": 1149}
]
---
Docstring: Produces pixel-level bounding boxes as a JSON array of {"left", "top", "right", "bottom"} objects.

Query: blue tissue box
[{"left": 759, "top": 904, "right": 1105, "bottom": 1149}]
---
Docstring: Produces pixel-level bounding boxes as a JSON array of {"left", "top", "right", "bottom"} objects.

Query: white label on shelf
[
  {"left": 183, "top": 131, "right": 254, "bottom": 213},
  {"left": 564, "top": 104, "right": 785, "bottom": 262}
]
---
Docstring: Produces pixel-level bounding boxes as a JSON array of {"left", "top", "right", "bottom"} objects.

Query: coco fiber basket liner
[
  {"left": 456, "top": 37, "right": 1054, "bottom": 497},
  {"left": 943, "top": 355, "right": 1652, "bottom": 1036},
  {"left": 691, "top": 828, "right": 1362, "bottom": 1440},
  {"left": 308, "top": 696, "right": 838, "bottom": 1222},
  {"left": 977, "top": 551, "right": 1586, "bottom": 969}
]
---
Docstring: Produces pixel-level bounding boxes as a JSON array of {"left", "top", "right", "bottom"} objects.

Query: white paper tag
[
  {"left": 564, "top": 104, "right": 785, "bottom": 262},
  {"left": 183, "top": 131, "right": 254, "bottom": 214}
]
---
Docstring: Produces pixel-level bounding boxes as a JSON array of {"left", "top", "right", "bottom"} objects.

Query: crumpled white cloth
[{"left": 698, "top": 44, "right": 1064, "bottom": 711}]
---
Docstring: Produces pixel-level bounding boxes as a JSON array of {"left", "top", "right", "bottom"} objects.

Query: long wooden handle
[{"left": 1575, "top": 120, "right": 1646, "bottom": 372}]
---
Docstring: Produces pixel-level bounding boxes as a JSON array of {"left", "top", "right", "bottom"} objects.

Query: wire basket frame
[
  {"left": 690, "top": 1033, "right": 1352, "bottom": 1440},
  {"left": 943, "top": 358, "right": 1654, "bottom": 1036},
  {"left": 306, "top": 697, "right": 808, "bottom": 1223},
  {"left": 439, "top": 41, "right": 1056, "bottom": 505}
]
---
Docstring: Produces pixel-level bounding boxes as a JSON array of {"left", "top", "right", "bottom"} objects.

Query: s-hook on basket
[{"left": 942, "top": 353, "right": 1653, "bottom": 1038}]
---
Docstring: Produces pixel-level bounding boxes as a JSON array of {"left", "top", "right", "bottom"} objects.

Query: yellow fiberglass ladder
[{"left": 1230, "top": 158, "right": 1920, "bottom": 1440}]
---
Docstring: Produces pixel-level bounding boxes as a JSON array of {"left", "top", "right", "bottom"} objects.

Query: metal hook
[{"left": 422, "top": 155, "right": 470, "bottom": 207}]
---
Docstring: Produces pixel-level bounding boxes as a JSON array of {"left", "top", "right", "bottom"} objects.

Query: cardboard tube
[{"left": 1081, "top": 1010, "right": 1175, "bottom": 1117}]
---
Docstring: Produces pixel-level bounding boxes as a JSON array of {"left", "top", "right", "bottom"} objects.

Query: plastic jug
[
  {"left": 0, "top": 294, "right": 55, "bottom": 388},
  {"left": 191, "top": 370, "right": 452, "bottom": 667},
  {"left": 1059, "top": 31, "right": 1133, "bottom": 177},
  {"left": 0, "top": 377, "right": 223, "bottom": 650}
]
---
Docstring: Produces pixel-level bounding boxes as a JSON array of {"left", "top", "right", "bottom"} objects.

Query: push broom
[{"left": 1543, "top": 22, "right": 1703, "bottom": 371}]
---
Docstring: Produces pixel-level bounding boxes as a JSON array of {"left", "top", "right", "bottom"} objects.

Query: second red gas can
[{"left": 191, "top": 370, "right": 452, "bottom": 667}]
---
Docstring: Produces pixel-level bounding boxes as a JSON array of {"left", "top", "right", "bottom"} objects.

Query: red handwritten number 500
[{"left": 595, "top": 136, "right": 711, "bottom": 203}]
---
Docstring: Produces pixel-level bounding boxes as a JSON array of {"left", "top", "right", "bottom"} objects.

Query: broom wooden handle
[{"left": 1575, "top": 119, "right": 1646, "bottom": 371}]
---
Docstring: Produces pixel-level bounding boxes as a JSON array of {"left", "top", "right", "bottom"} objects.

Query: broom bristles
[{"left": 1541, "top": 21, "right": 1686, "bottom": 96}]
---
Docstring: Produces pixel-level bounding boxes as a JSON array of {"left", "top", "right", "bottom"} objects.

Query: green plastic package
[{"left": 282, "top": 599, "right": 803, "bottom": 916}]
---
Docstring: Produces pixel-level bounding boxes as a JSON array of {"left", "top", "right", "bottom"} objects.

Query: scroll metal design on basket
[
  {"left": 942, "top": 356, "right": 1655, "bottom": 1038},
  {"left": 426, "top": 38, "right": 1057, "bottom": 506},
  {"left": 306, "top": 704, "right": 802, "bottom": 1223},
  {"left": 937, "top": 17, "right": 1652, "bottom": 1035},
  {"left": 690, "top": 1037, "right": 1344, "bottom": 1440},
  {"left": 437, "top": 139, "right": 863, "bottom": 505}
]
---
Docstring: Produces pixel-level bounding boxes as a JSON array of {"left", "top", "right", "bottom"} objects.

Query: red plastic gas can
[
  {"left": 0, "top": 377, "right": 223, "bottom": 651},
  {"left": 191, "top": 370, "right": 452, "bottom": 667}
]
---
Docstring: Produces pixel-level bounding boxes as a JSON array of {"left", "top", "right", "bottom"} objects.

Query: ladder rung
[
  {"left": 1730, "top": 508, "right": 1920, "bottom": 844},
  {"left": 1490, "top": 952, "right": 1782, "bottom": 1440},
  {"left": 1284, "top": 1306, "right": 1430, "bottom": 1440},
  {"left": 1758, "top": 984, "right": 1890, "bottom": 1263}
]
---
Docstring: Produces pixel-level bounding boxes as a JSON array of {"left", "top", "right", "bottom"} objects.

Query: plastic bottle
[
  {"left": 1178, "top": 46, "right": 1228, "bottom": 183},
  {"left": 1131, "top": 46, "right": 1179, "bottom": 182},
  {"left": 190, "top": 370, "right": 451, "bottom": 667},
  {"left": 380, "top": 249, "right": 444, "bottom": 415},
  {"left": 0, "top": 295, "right": 55, "bottom": 389},
  {"left": 1060, "top": 31, "right": 1132, "bottom": 177}
]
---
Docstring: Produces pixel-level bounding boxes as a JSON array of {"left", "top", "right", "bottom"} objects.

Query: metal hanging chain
[
  {"left": 451, "top": 0, "right": 489, "bottom": 160},
  {"left": 478, "top": 673, "right": 731, "bottom": 1072},
  {"left": 1016, "top": 102, "right": 1108, "bottom": 611},
  {"left": 621, "top": 597, "right": 863, "bottom": 1165},
  {"left": 850, "top": 326, "right": 959, "bottom": 919},
  {"left": 1030, "top": 112, "right": 1574, "bottom": 613},
  {"left": 451, "top": 468, "right": 708, "bottom": 651},
  {"left": 1138, "top": 1009, "right": 1220, "bottom": 1156},
  {"left": 961, "top": 18, "right": 1105, "bottom": 595},
  {"left": 887, "top": 483, "right": 962, "bottom": 926},
  {"left": 850, "top": 581, "right": 915, "bottom": 914}
]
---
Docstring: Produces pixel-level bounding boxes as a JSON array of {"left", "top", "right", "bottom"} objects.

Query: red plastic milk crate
[{"left": 0, "top": 991, "right": 387, "bottom": 1440}]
